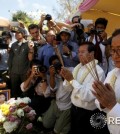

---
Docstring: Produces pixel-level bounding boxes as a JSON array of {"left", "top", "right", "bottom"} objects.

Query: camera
[
  {"left": 34, "top": 65, "right": 47, "bottom": 75},
  {"left": 53, "top": 62, "right": 62, "bottom": 73},
  {"left": 75, "top": 25, "right": 84, "bottom": 36},
  {"left": 45, "top": 14, "right": 52, "bottom": 21},
  {"left": 63, "top": 43, "right": 73, "bottom": 57},
  {"left": 90, "top": 28, "right": 103, "bottom": 35},
  {"left": 0, "top": 36, "right": 8, "bottom": 49}
]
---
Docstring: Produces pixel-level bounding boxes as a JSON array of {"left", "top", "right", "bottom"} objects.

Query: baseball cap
[{"left": 59, "top": 27, "right": 71, "bottom": 36}]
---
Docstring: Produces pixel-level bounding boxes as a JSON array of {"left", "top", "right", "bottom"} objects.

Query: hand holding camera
[
  {"left": 29, "top": 65, "right": 39, "bottom": 78},
  {"left": 99, "top": 31, "right": 107, "bottom": 40},
  {"left": 40, "top": 14, "right": 46, "bottom": 22},
  {"left": 63, "top": 45, "right": 71, "bottom": 55},
  {"left": 45, "top": 14, "right": 52, "bottom": 21}
]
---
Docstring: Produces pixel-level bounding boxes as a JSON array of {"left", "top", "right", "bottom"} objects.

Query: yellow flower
[{"left": 0, "top": 104, "right": 10, "bottom": 115}]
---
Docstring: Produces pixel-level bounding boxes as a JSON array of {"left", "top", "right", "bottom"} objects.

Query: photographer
[
  {"left": 70, "top": 15, "right": 86, "bottom": 44},
  {"left": 86, "top": 18, "right": 108, "bottom": 74},
  {"left": 28, "top": 24, "right": 46, "bottom": 59},
  {"left": 42, "top": 55, "right": 73, "bottom": 134},
  {"left": 0, "top": 31, "right": 12, "bottom": 89},
  {"left": 39, "top": 14, "right": 60, "bottom": 34},
  {"left": 58, "top": 27, "right": 79, "bottom": 67},
  {"left": 20, "top": 59, "right": 52, "bottom": 116}
]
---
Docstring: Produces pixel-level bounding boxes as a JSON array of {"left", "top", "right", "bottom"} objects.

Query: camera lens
[{"left": 45, "top": 14, "right": 52, "bottom": 21}]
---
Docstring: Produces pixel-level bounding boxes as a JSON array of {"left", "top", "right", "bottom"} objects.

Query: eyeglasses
[{"left": 110, "top": 49, "right": 120, "bottom": 56}]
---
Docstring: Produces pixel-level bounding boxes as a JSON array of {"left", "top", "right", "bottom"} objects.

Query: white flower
[
  {"left": 23, "top": 97, "right": 31, "bottom": 104},
  {"left": 17, "top": 109, "right": 24, "bottom": 118},
  {"left": 16, "top": 97, "right": 31, "bottom": 106},
  {"left": 7, "top": 98, "right": 16, "bottom": 105},
  {"left": 0, "top": 110, "right": 6, "bottom": 122},
  {"left": 3, "top": 121, "right": 18, "bottom": 133},
  {"left": 15, "top": 98, "right": 23, "bottom": 106}
]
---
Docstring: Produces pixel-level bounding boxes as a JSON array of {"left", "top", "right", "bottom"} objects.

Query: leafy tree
[
  {"left": 12, "top": 10, "right": 34, "bottom": 26},
  {"left": 53, "top": 0, "right": 81, "bottom": 21}
]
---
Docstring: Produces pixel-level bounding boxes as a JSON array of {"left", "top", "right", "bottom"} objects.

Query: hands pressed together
[{"left": 92, "top": 81, "right": 117, "bottom": 110}]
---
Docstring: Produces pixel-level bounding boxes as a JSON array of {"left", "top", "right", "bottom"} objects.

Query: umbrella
[{"left": 0, "top": 17, "right": 10, "bottom": 27}]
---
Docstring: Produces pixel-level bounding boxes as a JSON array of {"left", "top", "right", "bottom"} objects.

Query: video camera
[{"left": 45, "top": 14, "right": 52, "bottom": 21}]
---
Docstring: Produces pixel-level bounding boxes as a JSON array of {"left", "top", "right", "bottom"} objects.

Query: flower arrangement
[{"left": 0, "top": 97, "right": 37, "bottom": 134}]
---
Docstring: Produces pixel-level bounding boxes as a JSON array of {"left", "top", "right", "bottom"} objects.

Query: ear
[
  {"left": 89, "top": 51, "right": 94, "bottom": 58},
  {"left": 90, "top": 51, "right": 95, "bottom": 57}
]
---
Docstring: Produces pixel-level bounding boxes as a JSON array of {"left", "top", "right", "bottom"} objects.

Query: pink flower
[
  {"left": 26, "top": 123, "right": 33, "bottom": 130},
  {"left": 26, "top": 110, "right": 36, "bottom": 121},
  {"left": 9, "top": 106, "right": 17, "bottom": 113},
  {"left": 24, "top": 106, "right": 33, "bottom": 113},
  {"left": 7, "top": 115, "right": 18, "bottom": 122}
]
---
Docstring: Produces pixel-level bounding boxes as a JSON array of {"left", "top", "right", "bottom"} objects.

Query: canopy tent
[
  {"left": 80, "top": 0, "right": 120, "bottom": 35},
  {"left": 0, "top": 17, "right": 10, "bottom": 27}
]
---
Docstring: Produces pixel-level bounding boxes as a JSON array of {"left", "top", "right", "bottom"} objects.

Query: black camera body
[
  {"left": 75, "top": 24, "right": 84, "bottom": 36},
  {"left": 90, "top": 29, "right": 103, "bottom": 35},
  {"left": 53, "top": 62, "right": 62, "bottom": 72},
  {"left": 45, "top": 14, "right": 52, "bottom": 21},
  {"left": 0, "top": 37, "right": 8, "bottom": 49},
  {"left": 34, "top": 65, "right": 47, "bottom": 74}
]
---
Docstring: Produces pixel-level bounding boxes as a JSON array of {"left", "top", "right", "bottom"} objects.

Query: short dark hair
[
  {"left": 112, "top": 28, "right": 120, "bottom": 38},
  {"left": 72, "top": 16, "right": 81, "bottom": 23},
  {"left": 28, "top": 24, "right": 39, "bottom": 32},
  {"left": 49, "top": 55, "right": 59, "bottom": 65},
  {"left": 95, "top": 18, "right": 108, "bottom": 29},
  {"left": 2, "top": 31, "right": 12, "bottom": 39},
  {"left": 30, "top": 59, "right": 42, "bottom": 68},
  {"left": 79, "top": 41, "right": 95, "bottom": 53}
]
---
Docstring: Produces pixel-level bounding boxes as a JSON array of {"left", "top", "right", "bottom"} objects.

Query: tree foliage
[
  {"left": 53, "top": 0, "right": 81, "bottom": 21},
  {"left": 12, "top": 10, "right": 34, "bottom": 26}
]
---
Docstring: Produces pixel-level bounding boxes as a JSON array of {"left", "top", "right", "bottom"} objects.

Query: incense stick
[{"left": 83, "top": 56, "right": 99, "bottom": 81}]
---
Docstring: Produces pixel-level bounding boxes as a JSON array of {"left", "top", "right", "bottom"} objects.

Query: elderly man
[
  {"left": 92, "top": 29, "right": 120, "bottom": 134},
  {"left": 60, "top": 42, "right": 109, "bottom": 134}
]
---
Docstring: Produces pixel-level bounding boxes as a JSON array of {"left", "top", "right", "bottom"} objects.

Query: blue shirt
[
  {"left": 37, "top": 43, "right": 55, "bottom": 68},
  {"left": 58, "top": 41, "right": 79, "bottom": 67}
]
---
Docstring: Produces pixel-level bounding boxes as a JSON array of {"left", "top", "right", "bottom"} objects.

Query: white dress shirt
[
  {"left": 95, "top": 68, "right": 120, "bottom": 134},
  {"left": 68, "top": 61, "right": 105, "bottom": 110}
]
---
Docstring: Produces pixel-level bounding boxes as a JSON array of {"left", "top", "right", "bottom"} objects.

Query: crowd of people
[{"left": 0, "top": 13, "right": 119, "bottom": 134}]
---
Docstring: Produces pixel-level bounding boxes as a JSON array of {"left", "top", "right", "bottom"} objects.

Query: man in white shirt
[
  {"left": 61, "top": 42, "right": 110, "bottom": 134},
  {"left": 92, "top": 29, "right": 120, "bottom": 134}
]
